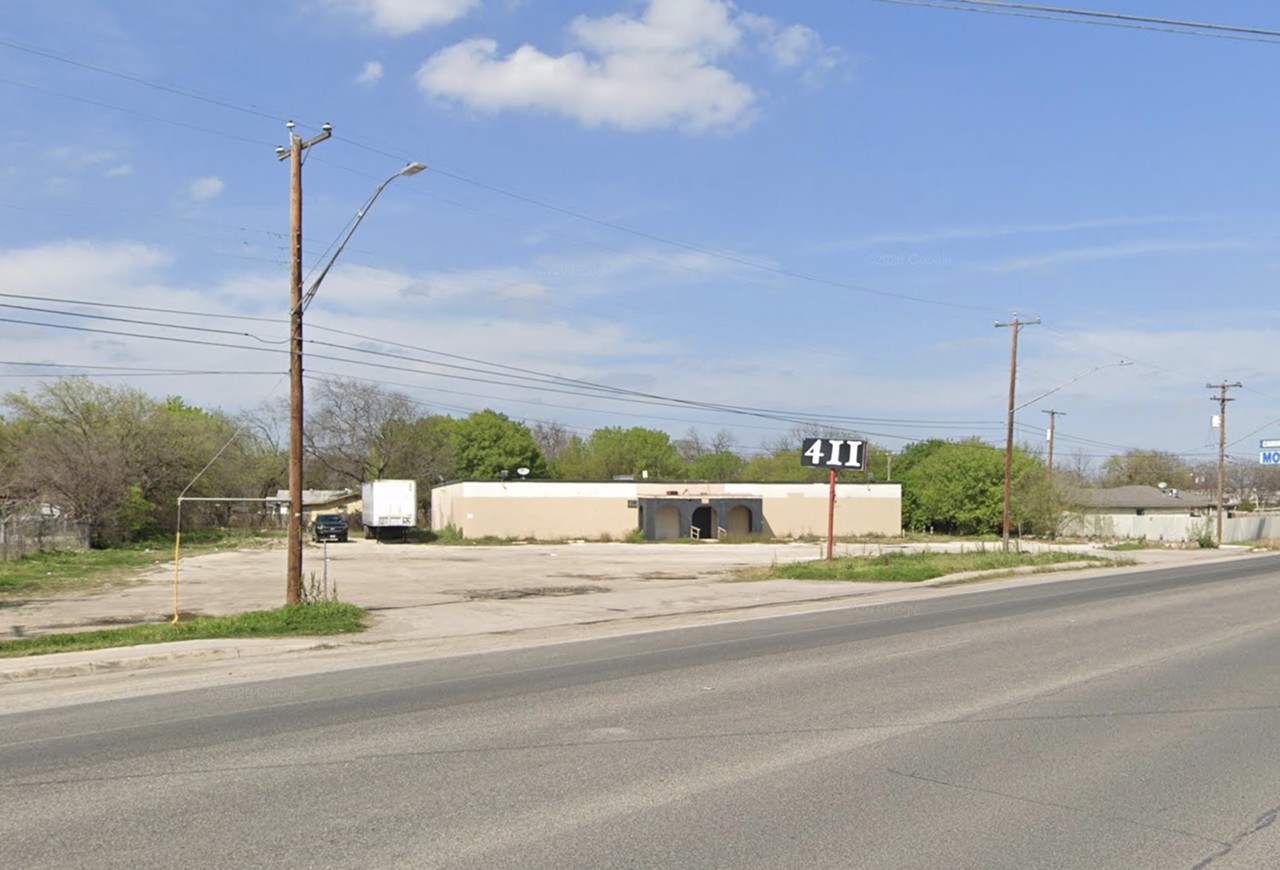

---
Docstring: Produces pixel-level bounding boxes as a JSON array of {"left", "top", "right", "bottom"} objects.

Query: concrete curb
[{"left": 0, "top": 640, "right": 328, "bottom": 684}]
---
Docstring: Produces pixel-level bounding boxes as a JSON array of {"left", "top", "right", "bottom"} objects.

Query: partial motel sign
[
  {"left": 800, "top": 437, "right": 867, "bottom": 470},
  {"left": 1262, "top": 439, "right": 1280, "bottom": 466}
]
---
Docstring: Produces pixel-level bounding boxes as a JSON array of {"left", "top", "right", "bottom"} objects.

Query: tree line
[{"left": 3, "top": 377, "right": 1275, "bottom": 546}]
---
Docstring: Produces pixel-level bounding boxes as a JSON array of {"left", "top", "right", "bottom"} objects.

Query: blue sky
[{"left": 2, "top": 0, "right": 1279, "bottom": 471}]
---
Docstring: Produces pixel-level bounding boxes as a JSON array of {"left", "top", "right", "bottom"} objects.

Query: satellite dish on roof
[{"left": 517, "top": 467, "right": 530, "bottom": 478}]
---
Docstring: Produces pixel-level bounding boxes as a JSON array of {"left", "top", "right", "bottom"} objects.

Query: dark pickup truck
[{"left": 312, "top": 514, "right": 349, "bottom": 543}]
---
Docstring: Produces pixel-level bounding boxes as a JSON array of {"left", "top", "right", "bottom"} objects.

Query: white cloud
[
  {"left": 103, "top": 164, "right": 134, "bottom": 178},
  {"left": 318, "top": 247, "right": 768, "bottom": 312},
  {"left": 326, "top": 0, "right": 480, "bottom": 35},
  {"left": 188, "top": 176, "right": 225, "bottom": 201},
  {"left": 45, "top": 147, "right": 120, "bottom": 172},
  {"left": 416, "top": 0, "right": 837, "bottom": 133},
  {"left": 738, "top": 14, "right": 843, "bottom": 82},
  {"left": 0, "top": 240, "right": 169, "bottom": 295},
  {"left": 830, "top": 214, "right": 1224, "bottom": 250},
  {"left": 984, "top": 239, "right": 1252, "bottom": 273},
  {"left": 356, "top": 60, "right": 385, "bottom": 84}
]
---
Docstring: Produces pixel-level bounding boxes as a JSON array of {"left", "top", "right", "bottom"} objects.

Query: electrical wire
[
  {"left": 7, "top": 293, "right": 1251, "bottom": 458},
  {"left": 867, "top": 0, "right": 1280, "bottom": 44},
  {"left": 0, "top": 302, "right": 287, "bottom": 344},
  {"left": 0, "top": 292, "right": 283, "bottom": 324},
  {"left": 0, "top": 36, "right": 285, "bottom": 120}
]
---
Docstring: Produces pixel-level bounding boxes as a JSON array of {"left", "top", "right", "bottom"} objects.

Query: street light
[
  {"left": 300, "top": 161, "right": 427, "bottom": 312},
  {"left": 1014, "top": 360, "right": 1132, "bottom": 413},
  {"left": 278, "top": 123, "right": 425, "bottom": 604}
]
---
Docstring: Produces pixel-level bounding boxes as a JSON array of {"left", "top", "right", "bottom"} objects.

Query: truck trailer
[{"left": 360, "top": 479, "right": 417, "bottom": 541}]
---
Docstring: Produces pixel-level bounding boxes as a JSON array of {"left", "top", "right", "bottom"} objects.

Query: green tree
[
  {"left": 2, "top": 380, "right": 266, "bottom": 544},
  {"left": 688, "top": 450, "right": 746, "bottom": 481},
  {"left": 1099, "top": 449, "right": 1193, "bottom": 490},
  {"left": 563, "top": 427, "right": 687, "bottom": 480},
  {"left": 450, "top": 410, "right": 546, "bottom": 479},
  {"left": 381, "top": 414, "right": 458, "bottom": 512},
  {"left": 895, "top": 438, "right": 1048, "bottom": 535},
  {"left": 741, "top": 446, "right": 829, "bottom": 482},
  {"left": 741, "top": 434, "right": 888, "bottom": 483}
]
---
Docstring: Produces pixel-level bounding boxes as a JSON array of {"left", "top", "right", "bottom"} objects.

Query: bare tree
[
  {"left": 304, "top": 377, "right": 417, "bottom": 487},
  {"left": 529, "top": 420, "right": 573, "bottom": 463},
  {"left": 673, "top": 428, "right": 706, "bottom": 464},
  {"left": 1057, "top": 448, "right": 1094, "bottom": 485}
]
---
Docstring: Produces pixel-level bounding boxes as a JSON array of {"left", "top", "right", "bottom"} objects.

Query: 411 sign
[
  {"left": 800, "top": 436, "right": 868, "bottom": 563},
  {"left": 800, "top": 437, "right": 867, "bottom": 470}
]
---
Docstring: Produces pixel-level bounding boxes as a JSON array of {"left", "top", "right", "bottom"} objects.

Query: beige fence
[
  {"left": 0, "top": 515, "right": 91, "bottom": 561},
  {"left": 1061, "top": 512, "right": 1280, "bottom": 544}
]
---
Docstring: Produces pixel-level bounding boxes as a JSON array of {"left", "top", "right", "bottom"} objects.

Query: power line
[
  {"left": 0, "top": 315, "right": 288, "bottom": 356},
  {"left": 0, "top": 36, "right": 285, "bottom": 120},
  {"left": 2, "top": 293, "right": 1148, "bottom": 451},
  {"left": 0, "top": 75, "right": 277, "bottom": 147},
  {"left": 1, "top": 36, "right": 1000, "bottom": 317},
  {"left": 868, "top": 0, "right": 1280, "bottom": 44},
  {"left": 354, "top": 148, "right": 993, "bottom": 313},
  {"left": 0, "top": 301, "right": 287, "bottom": 344},
  {"left": 0, "top": 292, "right": 282, "bottom": 324}
]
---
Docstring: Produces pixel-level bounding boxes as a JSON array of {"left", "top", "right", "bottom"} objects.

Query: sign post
[
  {"left": 826, "top": 469, "right": 837, "bottom": 561},
  {"left": 800, "top": 437, "right": 867, "bottom": 562}
]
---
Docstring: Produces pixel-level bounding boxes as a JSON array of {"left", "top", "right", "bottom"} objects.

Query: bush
[{"left": 1195, "top": 520, "right": 1217, "bottom": 549}]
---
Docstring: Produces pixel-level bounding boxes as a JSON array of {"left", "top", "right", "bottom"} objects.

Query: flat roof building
[{"left": 431, "top": 480, "right": 901, "bottom": 541}]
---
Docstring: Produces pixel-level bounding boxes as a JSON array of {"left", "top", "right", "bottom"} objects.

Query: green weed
[{"left": 0, "top": 601, "right": 367, "bottom": 658}]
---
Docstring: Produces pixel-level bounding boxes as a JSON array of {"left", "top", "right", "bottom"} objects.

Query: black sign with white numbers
[{"left": 800, "top": 437, "right": 866, "bottom": 470}]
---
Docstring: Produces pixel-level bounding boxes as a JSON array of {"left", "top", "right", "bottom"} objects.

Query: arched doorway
[
  {"left": 691, "top": 506, "right": 718, "bottom": 540},
  {"left": 727, "top": 505, "right": 752, "bottom": 536},
  {"left": 654, "top": 505, "right": 681, "bottom": 540}
]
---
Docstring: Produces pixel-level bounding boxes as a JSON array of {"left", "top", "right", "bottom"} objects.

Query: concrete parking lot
[
  {"left": 2, "top": 537, "right": 1258, "bottom": 688},
  {"left": 5, "top": 537, "right": 871, "bottom": 640}
]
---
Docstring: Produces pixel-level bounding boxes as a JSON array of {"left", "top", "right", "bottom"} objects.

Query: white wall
[{"left": 1062, "top": 512, "right": 1280, "bottom": 543}]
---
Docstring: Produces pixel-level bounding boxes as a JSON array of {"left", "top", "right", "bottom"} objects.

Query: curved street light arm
[
  {"left": 297, "top": 162, "right": 427, "bottom": 313},
  {"left": 1014, "top": 359, "right": 1132, "bottom": 413}
]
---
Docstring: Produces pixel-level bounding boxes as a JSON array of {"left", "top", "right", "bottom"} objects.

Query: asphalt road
[{"left": 4, "top": 555, "right": 1280, "bottom": 869}]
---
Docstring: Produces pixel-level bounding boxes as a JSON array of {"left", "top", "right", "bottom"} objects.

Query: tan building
[{"left": 431, "top": 480, "right": 902, "bottom": 540}]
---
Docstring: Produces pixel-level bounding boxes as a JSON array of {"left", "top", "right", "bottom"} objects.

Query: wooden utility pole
[
  {"left": 280, "top": 121, "right": 331, "bottom": 605},
  {"left": 996, "top": 313, "right": 1039, "bottom": 551},
  {"left": 1207, "top": 381, "right": 1242, "bottom": 547},
  {"left": 1042, "top": 409, "right": 1065, "bottom": 476}
]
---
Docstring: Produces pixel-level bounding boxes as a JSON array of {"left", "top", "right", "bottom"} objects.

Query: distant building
[
  {"left": 431, "top": 480, "right": 901, "bottom": 541},
  {"left": 1060, "top": 485, "right": 1216, "bottom": 541},
  {"left": 273, "top": 489, "right": 359, "bottom": 526}
]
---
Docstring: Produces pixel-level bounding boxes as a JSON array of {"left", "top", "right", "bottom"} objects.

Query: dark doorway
[{"left": 691, "top": 506, "right": 718, "bottom": 540}]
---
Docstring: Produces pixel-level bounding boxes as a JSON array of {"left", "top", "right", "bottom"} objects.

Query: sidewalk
[{"left": 0, "top": 541, "right": 1260, "bottom": 684}]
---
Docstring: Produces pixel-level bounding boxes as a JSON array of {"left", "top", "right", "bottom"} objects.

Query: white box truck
[{"left": 360, "top": 479, "right": 417, "bottom": 541}]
